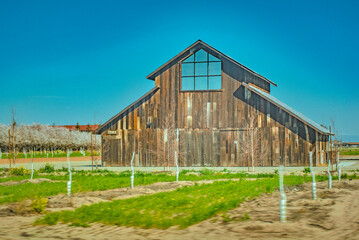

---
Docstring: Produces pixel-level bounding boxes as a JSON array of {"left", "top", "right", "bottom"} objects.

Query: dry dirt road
[{"left": 0, "top": 179, "right": 359, "bottom": 240}]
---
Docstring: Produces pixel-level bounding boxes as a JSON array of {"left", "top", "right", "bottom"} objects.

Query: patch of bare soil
[
  {"left": 0, "top": 178, "right": 53, "bottom": 186},
  {"left": 1, "top": 180, "right": 359, "bottom": 240}
]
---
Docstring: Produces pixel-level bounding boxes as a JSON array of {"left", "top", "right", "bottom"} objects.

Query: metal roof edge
[{"left": 241, "top": 82, "right": 330, "bottom": 135}]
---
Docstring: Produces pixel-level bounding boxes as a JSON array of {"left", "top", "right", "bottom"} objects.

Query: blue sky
[{"left": 0, "top": 0, "right": 358, "bottom": 141}]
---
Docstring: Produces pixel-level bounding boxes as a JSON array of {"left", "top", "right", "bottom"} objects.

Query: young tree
[
  {"left": 330, "top": 119, "right": 341, "bottom": 170},
  {"left": 238, "top": 114, "right": 268, "bottom": 171},
  {"left": 9, "top": 108, "right": 17, "bottom": 166},
  {"left": 150, "top": 117, "right": 185, "bottom": 171}
]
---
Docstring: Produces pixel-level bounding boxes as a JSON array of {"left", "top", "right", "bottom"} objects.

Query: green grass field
[
  {"left": 2, "top": 167, "right": 358, "bottom": 229},
  {"left": 340, "top": 148, "right": 359, "bottom": 156},
  {"left": 0, "top": 169, "right": 279, "bottom": 204},
  {"left": 35, "top": 176, "right": 312, "bottom": 229}
]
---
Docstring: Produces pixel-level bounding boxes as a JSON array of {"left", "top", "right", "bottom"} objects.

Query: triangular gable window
[{"left": 181, "top": 49, "right": 222, "bottom": 91}]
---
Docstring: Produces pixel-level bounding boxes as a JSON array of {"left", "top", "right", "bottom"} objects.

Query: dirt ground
[{"left": 0, "top": 179, "right": 359, "bottom": 240}]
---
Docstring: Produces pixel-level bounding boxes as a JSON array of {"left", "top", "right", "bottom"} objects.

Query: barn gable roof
[
  {"left": 242, "top": 82, "right": 330, "bottom": 135},
  {"left": 146, "top": 40, "right": 277, "bottom": 87},
  {"left": 94, "top": 87, "right": 160, "bottom": 134}
]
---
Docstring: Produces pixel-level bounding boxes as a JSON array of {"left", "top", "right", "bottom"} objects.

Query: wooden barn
[{"left": 95, "top": 40, "right": 331, "bottom": 167}]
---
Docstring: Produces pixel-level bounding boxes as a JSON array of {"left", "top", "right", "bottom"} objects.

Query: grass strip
[
  {"left": 36, "top": 176, "right": 309, "bottom": 229},
  {"left": 0, "top": 170, "right": 277, "bottom": 204},
  {"left": 340, "top": 150, "right": 359, "bottom": 156},
  {"left": 0, "top": 151, "right": 100, "bottom": 159},
  {"left": 3, "top": 169, "right": 355, "bottom": 205}
]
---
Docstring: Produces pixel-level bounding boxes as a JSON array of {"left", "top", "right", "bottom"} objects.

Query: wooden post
[
  {"left": 247, "top": 128, "right": 250, "bottom": 172},
  {"left": 336, "top": 151, "right": 339, "bottom": 172},
  {"left": 8, "top": 129, "right": 11, "bottom": 168},
  {"left": 251, "top": 129, "right": 254, "bottom": 171},
  {"left": 164, "top": 129, "right": 167, "bottom": 171},
  {"left": 12, "top": 131, "right": 16, "bottom": 166},
  {"left": 329, "top": 126, "right": 333, "bottom": 171},
  {"left": 94, "top": 130, "right": 98, "bottom": 170},
  {"left": 30, "top": 148, "right": 34, "bottom": 180},
  {"left": 91, "top": 131, "right": 94, "bottom": 171},
  {"left": 163, "top": 141, "right": 166, "bottom": 171}
]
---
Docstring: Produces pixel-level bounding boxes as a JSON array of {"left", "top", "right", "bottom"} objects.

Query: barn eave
[
  {"left": 241, "top": 82, "right": 330, "bottom": 135},
  {"left": 95, "top": 86, "right": 160, "bottom": 135}
]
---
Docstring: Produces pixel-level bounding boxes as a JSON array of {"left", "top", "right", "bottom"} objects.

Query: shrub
[
  {"left": 39, "top": 163, "right": 55, "bottom": 173},
  {"left": 303, "top": 167, "right": 311, "bottom": 174},
  {"left": 9, "top": 166, "right": 29, "bottom": 176},
  {"left": 32, "top": 198, "right": 48, "bottom": 213},
  {"left": 200, "top": 168, "right": 215, "bottom": 175}
]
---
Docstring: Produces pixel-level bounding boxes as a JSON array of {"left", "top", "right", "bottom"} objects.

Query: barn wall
[{"left": 101, "top": 56, "right": 328, "bottom": 167}]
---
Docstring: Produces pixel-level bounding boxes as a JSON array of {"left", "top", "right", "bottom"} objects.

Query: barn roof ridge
[
  {"left": 241, "top": 82, "right": 330, "bottom": 135},
  {"left": 94, "top": 86, "right": 160, "bottom": 134},
  {"left": 146, "top": 40, "right": 277, "bottom": 87}
]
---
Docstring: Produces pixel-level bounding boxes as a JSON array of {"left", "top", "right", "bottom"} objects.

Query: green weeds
[
  {"left": 32, "top": 198, "right": 48, "bottom": 213},
  {"left": 2, "top": 169, "right": 358, "bottom": 205},
  {"left": 36, "top": 176, "right": 309, "bottom": 229},
  {"left": 9, "top": 166, "right": 29, "bottom": 176},
  {"left": 38, "top": 163, "right": 55, "bottom": 173}
]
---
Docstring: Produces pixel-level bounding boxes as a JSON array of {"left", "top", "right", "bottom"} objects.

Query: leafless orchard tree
[
  {"left": 9, "top": 108, "right": 18, "bottom": 167},
  {"left": 150, "top": 117, "right": 185, "bottom": 171},
  {"left": 238, "top": 114, "right": 268, "bottom": 172},
  {"left": 330, "top": 119, "right": 341, "bottom": 170}
]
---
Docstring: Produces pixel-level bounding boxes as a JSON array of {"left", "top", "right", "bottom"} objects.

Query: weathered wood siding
[{"left": 101, "top": 51, "right": 328, "bottom": 167}]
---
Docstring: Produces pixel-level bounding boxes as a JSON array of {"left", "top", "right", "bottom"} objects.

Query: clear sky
[{"left": 0, "top": 0, "right": 358, "bottom": 141}]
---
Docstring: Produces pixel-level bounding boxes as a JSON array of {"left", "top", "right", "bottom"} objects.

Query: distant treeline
[{"left": 0, "top": 124, "right": 100, "bottom": 152}]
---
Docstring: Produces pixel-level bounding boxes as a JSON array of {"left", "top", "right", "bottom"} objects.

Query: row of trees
[{"left": 0, "top": 123, "right": 100, "bottom": 152}]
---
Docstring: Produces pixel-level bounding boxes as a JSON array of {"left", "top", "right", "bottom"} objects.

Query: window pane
[
  {"left": 209, "top": 53, "right": 220, "bottom": 61},
  {"left": 195, "top": 77, "right": 207, "bottom": 90},
  {"left": 195, "top": 49, "right": 207, "bottom": 62},
  {"left": 208, "top": 76, "right": 221, "bottom": 90},
  {"left": 209, "top": 62, "right": 221, "bottom": 75},
  {"left": 182, "top": 77, "right": 194, "bottom": 90},
  {"left": 183, "top": 54, "right": 194, "bottom": 63},
  {"left": 182, "top": 63, "right": 194, "bottom": 76},
  {"left": 195, "top": 62, "right": 207, "bottom": 76}
]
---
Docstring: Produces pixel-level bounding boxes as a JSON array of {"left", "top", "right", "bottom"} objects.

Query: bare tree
[
  {"left": 330, "top": 119, "right": 341, "bottom": 170},
  {"left": 9, "top": 108, "right": 17, "bottom": 166},
  {"left": 238, "top": 114, "right": 268, "bottom": 171},
  {"left": 150, "top": 117, "right": 185, "bottom": 171}
]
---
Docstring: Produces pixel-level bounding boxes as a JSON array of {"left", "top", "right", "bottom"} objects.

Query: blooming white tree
[{"left": 0, "top": 123, "right": 100, "bottom": 152}]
